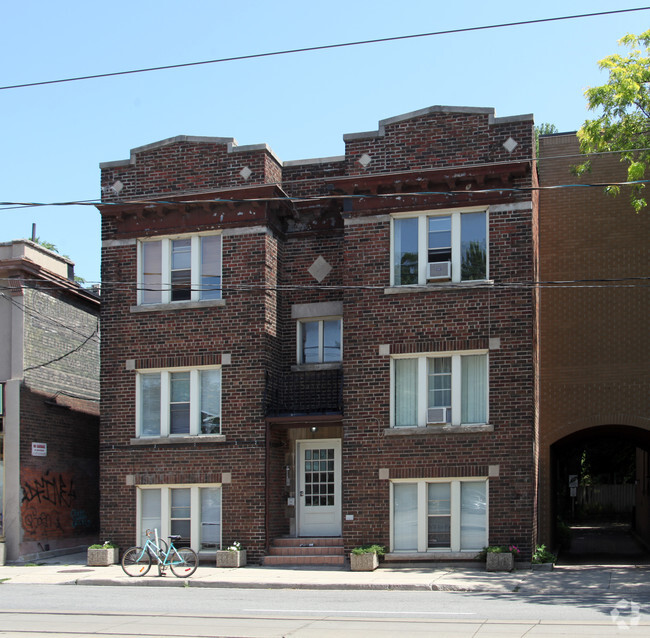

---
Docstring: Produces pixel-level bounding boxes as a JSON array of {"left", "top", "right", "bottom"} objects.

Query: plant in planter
[
  {"left": 216, "top": 541, "right": 246, "bottom": 568},
  {"left": 87, "top": 541, "right": 119, "bottom": 566},
  {"left": 479, "top": 545, "right": 519, "bottom": 572},
  {"left": 350, "top": 544, "right": 385, "bottom": 571},
  {"left": 531, "top": 544, "right": 556, "bottom": 570}
]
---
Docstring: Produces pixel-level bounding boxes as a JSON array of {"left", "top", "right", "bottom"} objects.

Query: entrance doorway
[{"left": 296, "top": 439, "right": 341, "bottom": 536}]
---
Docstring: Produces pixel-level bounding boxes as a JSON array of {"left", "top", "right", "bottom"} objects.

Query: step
[
  {"left": 263, "top": 554, "right": 346, "bottom": 566},
  {"left": 271, "top": 537, "right": 344, "bottom": 548},
  {"left": 268, "top": 545, "right": 344, "bottom": 556}
]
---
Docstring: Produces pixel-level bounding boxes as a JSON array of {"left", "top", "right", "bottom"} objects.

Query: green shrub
[
  {"left": 88, "top": 541, "right": 118, "bottom": 550},
  {"left": 351, "top": 544, "right": 385, "bottom": 556},
  {"left": 532, "top": 544, "right": 556, "bottom": 564}
]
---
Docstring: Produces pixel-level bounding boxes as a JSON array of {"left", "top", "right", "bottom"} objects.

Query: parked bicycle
[{"left": 122, "top": 528, "right": 198, "bottom": 578}]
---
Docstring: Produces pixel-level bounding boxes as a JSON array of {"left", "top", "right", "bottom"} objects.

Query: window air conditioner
[
  {"left": 427, "top": 407, "right": 447, "bottom": 424},
  {"left": 428, "top": 261, "right": 451, "bottom": 280}
]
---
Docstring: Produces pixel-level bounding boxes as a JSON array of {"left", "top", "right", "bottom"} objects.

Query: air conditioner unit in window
[
  {"left": 427, "top": 407, "right": 447, "bottom": 424},
  {"left": 428, "top": 261, "right": 451, "bottom": 280}
]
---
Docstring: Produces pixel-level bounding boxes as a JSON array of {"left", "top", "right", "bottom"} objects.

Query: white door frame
[{"left": 296, "top": 439, "right": 342, "bottom": 537}]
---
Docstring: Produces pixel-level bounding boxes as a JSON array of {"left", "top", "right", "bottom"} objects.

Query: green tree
[
  {"left": 535, "top": 123, "right": 558, "bottom": 157},
  {"left": 576, "top": 30, "right": 650, "bottom": 212}
]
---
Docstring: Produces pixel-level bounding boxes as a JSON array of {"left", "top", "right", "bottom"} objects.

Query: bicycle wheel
[
  {"left": 122, "top": 546, "right": 151, "bottom": 577},
  {"left": 169, "top": 547, "right": 198, "bottom": 578}
]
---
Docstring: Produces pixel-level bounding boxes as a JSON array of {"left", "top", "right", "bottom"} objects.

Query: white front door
[{"left": 297, "top": 439, "right": 342, "bottom": 536}]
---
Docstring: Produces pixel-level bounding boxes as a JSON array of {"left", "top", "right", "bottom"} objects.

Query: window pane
[
  {"left": 461, "top": 355, "right": 487, "bottom": 424},
  {"left": 141, "top": 488, "right": 161, "bottom": 545},
  {"left": 200, "top": 369, "right": 221, "bottom": 434},
  {"left": 393, "top": 218, "right": 419, "bottom": 285},
  {"left": 395, "top": 359, "right": 418, "bottom": 427},
  {"left": 322, "top": 320, "right": 342, "bottom": 362},
  {"left": 427, "top": 483, "right": 451, "bottom": 515},
  {"left": 428, "top": 216, "right": 452, "bottom": 263},
  {"left": 142, "top": 241, "right": 162, "bottom": 304},
  {"left": 428, "top": 516, "right": 451, "bottom": 548},
  {"left": 428, "top": 357, "right": 452, "bottom": 412},
  {"left": 171, "top": 488, "right": 191, "bottom": 545},
  {"left": 393, "top": 483, "right": 418, "bottom": 550},
  {"left": 170, "top": 372, "right": 190, "bottom": 434},
  {"left": 200, "top": 487, "right": 221, "bottom": 549},
  {"left": 461, "top": 482, "right": 487, "bottom": 549},
  {"left": 141, "top": 374, "right": 161, "bottom": 436},
  {"left": 301, "top": 322, "right": 320, "bottom": 363},
  {"left": 200, "top": 235, "right": 222, "bottom": 300},
  {"left": 171, "top": 239, "right": 191, "bottom": 301},
  {"left": 0, "top": 440, "right": 4, "bottom": 536},
  {"left": 461, "top": 212, "right": 487, "bottom": 280}
]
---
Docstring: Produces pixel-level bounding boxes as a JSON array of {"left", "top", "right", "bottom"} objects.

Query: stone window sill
[
  {"left": 384, "top": 280, "right": 493, "bottom": 295},
  {"left": 291, "top": 362, "right": 342, "bottom": 372},
  {"left": 130, "top": 299, "right": 226, "bottom": 313},
  {"left": 384, "top": 424, "right": 493, "bottom": 436},
  {"left": 130, "top": 434, "right": 226, "bottom": 445}
]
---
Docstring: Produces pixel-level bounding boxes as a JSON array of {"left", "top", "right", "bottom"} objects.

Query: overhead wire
[{"left": 1, "top": 8, "right": 648, "bottom": 91}]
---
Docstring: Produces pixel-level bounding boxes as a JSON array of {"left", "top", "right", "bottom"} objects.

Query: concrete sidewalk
[{"left": 2, "top": 552, "right": 650, "bottom": 595}]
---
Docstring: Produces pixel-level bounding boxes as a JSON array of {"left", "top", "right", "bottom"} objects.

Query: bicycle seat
[{"left": 168, "top": 535, "right": 182, "bottom": 541}]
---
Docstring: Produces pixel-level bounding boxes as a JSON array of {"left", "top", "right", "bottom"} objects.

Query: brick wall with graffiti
[{"left": 19, "top": 386, "right": 99, "bottom": 553}]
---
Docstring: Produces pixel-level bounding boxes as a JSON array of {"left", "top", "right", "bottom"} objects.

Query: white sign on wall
[{"left": 31, "top": 442, "right": 47, "bottom": 457}]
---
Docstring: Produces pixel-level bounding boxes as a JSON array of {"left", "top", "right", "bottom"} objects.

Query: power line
[
  {"left": 23, "top": 326, "right": 99, "bottom": 372},
  {"left": 1, "top": 8, "right": 647, "bottom": 91},
  {"left": 0, "top": 178, "right": 648, "bottom": 211}
]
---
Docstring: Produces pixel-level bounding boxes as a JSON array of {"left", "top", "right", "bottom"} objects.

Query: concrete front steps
[{"left": 264, "top": 537, "right": 345, "bottom": 566}]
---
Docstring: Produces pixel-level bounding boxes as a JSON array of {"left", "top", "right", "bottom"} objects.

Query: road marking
[{"left": 244, "top": 609, "right": 476, "bottom": 615}]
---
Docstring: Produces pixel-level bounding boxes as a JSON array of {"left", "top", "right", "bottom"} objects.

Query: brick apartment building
[
  {"left": 537, "top": 134, "right": 650, "bottom": 550},
  {"left": 0, "top": 240, "right": 100, "bottom": 562},
  {"left": 98, "top": 106, "right": 538, "bottom": 564}
]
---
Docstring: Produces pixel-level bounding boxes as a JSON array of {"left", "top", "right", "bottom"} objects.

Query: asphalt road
[{"left": 0, "top": 584, "right": 648, "bottom": 636}]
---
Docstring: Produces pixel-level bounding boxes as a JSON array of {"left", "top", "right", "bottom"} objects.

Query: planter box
[
  {"left": 350, "top": 552, "right": 379, "bottom": 571},
  {"left": 217, "top": 549, "right": 246, "bottom": 568},
  {"left": 486, "top": 552, "right": 514, "bottom": 572},
  {"left": 531, "top": 562, "right": 554, "bottom": 571},
  {"left": 87, "top": 547, "right": 119, "bottom": 566}
]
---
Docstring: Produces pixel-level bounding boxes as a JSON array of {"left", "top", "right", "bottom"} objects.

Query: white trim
[
  {"left": 390, "top": 208, "right": 489, "bottom": 287},
  {"left": 391, "top": 351, "right": 489, "bottom": 428},
  {"left": 136, "top": 365, "right": 222, "bottom": 439},
  {"left": 136, "top": 484, "right": 223, "bottom": 554},
  {"left": 390, "top": 478, "right": 489, "bottom": 554}
]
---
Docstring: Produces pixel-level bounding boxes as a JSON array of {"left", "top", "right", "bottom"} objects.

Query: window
[
  {"left": 139, "top": 234, "right": 222, "bottom": 305},
  {"left": 392, "top": 353, "right": 488, "bottom": 427},
  {"left": 392, "top": 480, "right": 487, "bottom": 553},
  {"left": 391, "top": 209, "right": 487, "bottom": 286},
  {"left": 297, "top": 318, "right": 342, "bottom": 364},
  {"left": 137, "top": 367, "right": 221, "bottom": 437},
  {"left": 138, "top": 485, "right": 221, "bottom": 552}
]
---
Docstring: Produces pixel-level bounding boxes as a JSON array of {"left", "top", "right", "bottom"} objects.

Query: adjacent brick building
[
  {"left": 537, "top": 134, "right": 650, "bottom": 549},
  {"left": 98, "top": 106, "right": 538, "bottom": 563},
  {"left": 0, "top": 240, "right": 100, "bottom": 562}
]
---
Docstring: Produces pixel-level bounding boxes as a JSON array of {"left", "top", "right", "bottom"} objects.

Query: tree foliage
[{"left": 576, "top": 30, "right": 650, "bottom": 212}]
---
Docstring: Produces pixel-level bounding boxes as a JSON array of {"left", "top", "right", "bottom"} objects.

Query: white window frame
[
  {"left": 296, "top": 317, "right": 343, "bottom": 365},
  {"left": 390, "top": 207, "right": 488, "bottom": 286},
  {"left": 136, "top": 484, "right": 222, "bottom": 553},
  {"left": 137, "top": 232, "right": 222, "bottom": 305},
  {"left": 136, "top": 366, "right": 222, "bottom": 438},
  {"left": 390, "top": 478, "right": 489, "bottom": 553},
  {"left": 390, "top": 351, "right": 488, "bottom": 428}
]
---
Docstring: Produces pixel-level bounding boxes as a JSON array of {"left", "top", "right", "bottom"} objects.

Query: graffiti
[
  {"left": 21, "top": 506, "right": 64, "bottom": 535},
  {"left": 71, "top": 509, "right": 92, "bottom": 529},
  {"left": 21, "top": 470, "right": 76, "bottom": 507}
]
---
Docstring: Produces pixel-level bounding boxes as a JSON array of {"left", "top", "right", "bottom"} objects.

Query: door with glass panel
[{"left": 297, "top": 440, "right": 341, "bottom": 536}]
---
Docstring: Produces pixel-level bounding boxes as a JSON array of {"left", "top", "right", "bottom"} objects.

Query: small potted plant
[
  {"left": 217, "top": 541, "right": 246, "bottom": 568},
  {"left": 87, "top": 540, "right": 119, "bottom": 566},
  {"left": 531, "top": 544, "right": 556, "bottom": 570},
  {"left": 480, "top": 545, "right": 519, "bottom": 572},
  {"left": 350, "top": 544, "right": 385, "bottom": 571}
]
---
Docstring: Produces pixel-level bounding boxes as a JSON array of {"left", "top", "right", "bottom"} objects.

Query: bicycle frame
[{"left": 122, "top": 528, "right": 198, "bottom": 578}]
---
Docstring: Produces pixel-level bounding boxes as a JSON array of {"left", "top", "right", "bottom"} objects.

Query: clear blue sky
[{"left": 1, "top": 1, "right": 647, "bottom": 283}]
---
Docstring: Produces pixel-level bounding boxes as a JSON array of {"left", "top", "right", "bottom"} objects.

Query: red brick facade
[{"left": 99, "top": 106, "right": 538, "bottom": 562}]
